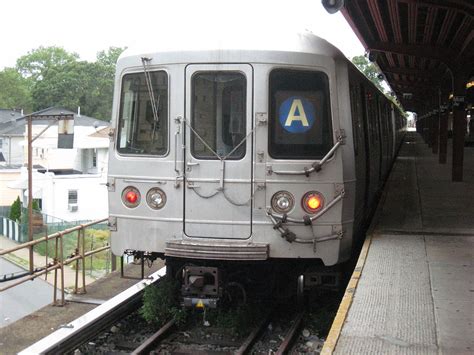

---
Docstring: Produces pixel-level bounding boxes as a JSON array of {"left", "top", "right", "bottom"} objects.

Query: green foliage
[
  {"left": 31, "top": 60, "right": 114, "bottom": 120},
  {"left": 140, "top": 277, "right": 188, "bottom": 326},
  {"left": 9, "top": 196, "right": 22, "bottom": 222},
  {"left": 5, "top": 45, "right": 126, "bottom": 121},
  {"left": 96, "top": 46, "right": 126, "bottom": 68},
  {"left": 16, "top": 46, "right": 79, "bottom": 82},
  {"left": 0, "top": 68, "right": 32, "bottom": 111},
  {"left": 32, "top": 227, "right": 111, "bottom": 272},
  {"left": 351, "top": 55, "right": 385, "bottom": 93},
  {"left": 32, "top": 199, "right": 40, "bottom": 211},
  {"left": 205, "top": 304, "right": 264, "bottom": 335}
]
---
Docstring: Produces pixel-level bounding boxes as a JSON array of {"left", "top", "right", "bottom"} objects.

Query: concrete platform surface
[
  {"left": 0, "top": 261, "right": 164, "bottom": 354},
  {"left": 329, "top": 133, "right": 474, "bottom": 355}
]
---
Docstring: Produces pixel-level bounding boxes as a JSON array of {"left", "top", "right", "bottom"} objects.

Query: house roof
[
  {"left": 25, "top": 107, "right": 110, "bottom": 127},
  {"left": 0, "top": 109, "right": 23, "bottom": 124},
  {"left": 0, "top": 107, "right": 109, "bottom": 137}
]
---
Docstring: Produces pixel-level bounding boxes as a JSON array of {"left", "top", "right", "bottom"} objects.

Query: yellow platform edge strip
[{"left": 320, "top": 232, "right": 374, "bottom": 355}]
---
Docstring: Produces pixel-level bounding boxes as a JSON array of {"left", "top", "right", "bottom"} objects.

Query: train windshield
[
  {"left": 191, "top": 72, "right": 246, "bottom": 160},
  {"left": 269, "top": 69, "right": 332, "bottom": 159},
  {"left": 117, "top": 71, "right": 168, "bottom": 156}
]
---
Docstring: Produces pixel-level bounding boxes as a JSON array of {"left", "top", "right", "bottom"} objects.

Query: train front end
[{"left": 107, "top": 31, "right": 356, "bottom": 304}]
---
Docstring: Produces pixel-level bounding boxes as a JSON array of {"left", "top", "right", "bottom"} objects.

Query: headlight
[
  {"left": 146, "top": 187, "right": 166, "bottom": 210},
  {"left": 271, "top": 191, "right": 295, "bottom": 214},
  {"left": 302, "top": 191, "right": 324, "bottom": 214},
  {"left": 122, "top": 186, "right": 140, "bottom": 208}
]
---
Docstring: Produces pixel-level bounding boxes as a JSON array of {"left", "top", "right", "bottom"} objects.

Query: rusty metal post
[
  {"left": 59, "top": 232, "right": 65, "bottom": 306},
  {"left": 111, "top": 251, "right": 117, "bottom": 272},
  {"left": 27, "top": 116, "right": 34, "bottom": 274},
  {"left": 452, "top": 73, "right": 467, "bottom": 181},
  {"left": 44, "top": 227, "right": 49, "bottom": 281},
  {"left": 439, "top": 91, "right": 449, "bottom": 164},
  {"left": 81, "top": 228, "right": 87, "bottom": 294},
  {"left": 74, "top": 229, "right": 80, "bottom": 294},
  {"left": 53, "top": 236, "right": 59, "bottom": 305},
  {"left": 432, "top": 108, "right": 440, "bottom": 154},
  {"left": 428, "top": 113, "right": 434, "bottom": 148}
]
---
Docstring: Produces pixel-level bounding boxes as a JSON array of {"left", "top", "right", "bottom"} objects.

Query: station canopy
[{"left": 340, "top": 0, "right": 473, "bottom": 112}]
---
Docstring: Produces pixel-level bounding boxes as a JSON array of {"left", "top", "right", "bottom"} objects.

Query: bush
[
  {"left": 9, "top": 197, "right": 21, "bottom": 222},
  {"left": 140, "top": 277, "right": 187, "bottom": 326},
  {"left": 32, "top": 199, "right": 40, "bottom": 211}
]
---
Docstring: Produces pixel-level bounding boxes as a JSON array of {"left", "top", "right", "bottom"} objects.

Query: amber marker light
[
  {"left": 302, "top": 191, "right": 324, "bottom": 214},
  {"left": 122, "top": 186, "right": 141, "bottom": 208}
]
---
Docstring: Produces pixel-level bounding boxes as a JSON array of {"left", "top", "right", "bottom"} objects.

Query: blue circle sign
[{"left": 279, "top": 96, "right": 315, "bottom": 133}]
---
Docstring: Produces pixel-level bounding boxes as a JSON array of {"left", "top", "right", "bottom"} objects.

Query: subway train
[{"left": 107, "top": 29, "right": 405, "bottom": 305}]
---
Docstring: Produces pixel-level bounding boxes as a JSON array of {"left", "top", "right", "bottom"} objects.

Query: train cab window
[
  {"left": 117, "top": 71, "right": 168, "bottom": 156},
  {"left": 269, "top": 69, "right": 332, "bottom": 159},
  {"left": 191, "top": 72, "right": 246, "bottom": 160}
]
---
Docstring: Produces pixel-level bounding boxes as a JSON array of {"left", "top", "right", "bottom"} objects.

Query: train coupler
[{"left": 181, "top": 266, "right": 221, "bottom": 309}]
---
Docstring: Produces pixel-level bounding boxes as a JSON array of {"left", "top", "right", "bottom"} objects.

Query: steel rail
[
  {"left": 236, "top": 309, "right": 304, "bottom": 355},
  {"left": 131, "top": 318, "right": 176, "bottom": 354},
  {"left": 236, "top": 311, "right": 272, "bottom": 355},
  {"left": 19, "top": 267, "right": 166, "bottom": 355},
  {"left": 275, "top": 311, "right": 305, "bottom": 354}
]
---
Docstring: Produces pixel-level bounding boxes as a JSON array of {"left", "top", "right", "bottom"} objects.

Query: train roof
[{"left": 117, "top": 29, "right": 347, "bottom": 68}]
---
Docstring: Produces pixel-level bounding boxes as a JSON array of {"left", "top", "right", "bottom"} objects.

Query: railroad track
[
  {"left": 130, "top": 306, "right": 305, "bottom": 354},
  {"left": 19, "top": 267, "right": 166, "bottom": 355},
  {"left": 21, "top": 267, "right": 324, "bottom": 354}
]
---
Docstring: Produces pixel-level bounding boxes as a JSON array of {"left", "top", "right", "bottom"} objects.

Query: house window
[
  {"left": 92, "top": 149, "right": 97, "bottom": 168},
  {"left": 68, "top": 190, "right": 78, "bottom": 204}
]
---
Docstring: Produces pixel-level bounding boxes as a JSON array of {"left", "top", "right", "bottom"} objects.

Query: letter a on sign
[
  {"left": 285, "top": 99, "right": 309, "bottom": 127},
  {"left": 279, "top": 96, "right": 315, "bottom": 133}
]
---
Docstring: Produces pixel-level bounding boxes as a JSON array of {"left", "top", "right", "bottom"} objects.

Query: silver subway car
[{"left": 107, "top": 30, "right": 405, "bottom": 300}]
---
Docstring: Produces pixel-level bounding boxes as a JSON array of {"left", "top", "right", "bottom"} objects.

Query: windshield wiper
[{"left": 141, "top": 57, "right": 160, "bottom": 142}]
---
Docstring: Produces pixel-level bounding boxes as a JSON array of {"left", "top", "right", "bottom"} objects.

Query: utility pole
[{"left": 26, "top": 113, "right": 74, "bottom": 274}]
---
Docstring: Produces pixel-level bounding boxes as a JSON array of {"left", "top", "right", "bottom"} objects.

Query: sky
[{"left": 0, "top": 0, "right": 365, "bottom": 70}]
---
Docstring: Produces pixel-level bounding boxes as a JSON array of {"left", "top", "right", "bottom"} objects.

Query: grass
[{"left": 31, "top": 227, "right": 111, "bottom": 276}]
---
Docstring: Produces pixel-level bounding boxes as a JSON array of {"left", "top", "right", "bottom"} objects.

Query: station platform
[
  {"left": 323, "top": 132, "right": 473, "bottom": 354},
  {"left": 0, "top": 260, "right": 164, "bottom": 354}
]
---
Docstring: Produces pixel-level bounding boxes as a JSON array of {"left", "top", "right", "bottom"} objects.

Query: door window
[{"left": 191, "top": 72, "right": 246, "bottom": 160}]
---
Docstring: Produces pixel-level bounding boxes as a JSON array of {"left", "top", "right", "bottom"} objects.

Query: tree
[
  {"left": 31, "top": 60, "right": 117, "bottom": 120},
  {"left": 0, "top": 68, "right": 32, "bottom": 111},
  {"left": 96, "top": 47, "right": 126, "bottom": 68},
  {"left": 11, "top": 46, "right": 125, "bottom": 121},
  {"left": 9, "top": 196, "right": 22, "bottom": 222},
  {"left": 16, "top": 46, "right": 79, "bottom": 82},
  {"left": 351, "top": 55, "right": 385, "bottom": 93}
]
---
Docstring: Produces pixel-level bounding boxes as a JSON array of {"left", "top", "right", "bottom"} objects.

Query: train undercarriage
[{"left": 123, "top": 250, "right": 343, "bottom": 309}]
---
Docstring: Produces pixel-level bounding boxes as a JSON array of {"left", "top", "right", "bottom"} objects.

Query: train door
[{"left": 183, "top": 64, "right": 253, "bottom": 239}]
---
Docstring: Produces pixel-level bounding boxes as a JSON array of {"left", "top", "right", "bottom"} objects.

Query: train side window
[
  {"left": 117, "top": 71, "right": 168, "bottom": 156},
  {"left": 191, "top": 72, "right": 246, "bottom": 160},
  {"left": 269, "top": 69, "right": 332, "bottom": 159},
  {"left": 365, "top": 90, "right": 378, "bottom": 144},
  {"left": 349, "top": 84, "right": 360, "bottom": 156}
]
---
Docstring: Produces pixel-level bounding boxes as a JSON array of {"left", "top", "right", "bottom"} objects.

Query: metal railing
[{"left": 0, "top": 218, "right": 109, "bottom": 306}]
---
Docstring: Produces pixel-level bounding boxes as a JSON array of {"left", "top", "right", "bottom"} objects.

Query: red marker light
[
  {"left": 126, "top": 190, "right": 138, "bottom": 204},
  {"left": 122, "top": 187, "right": 140, "bottom": 208}
]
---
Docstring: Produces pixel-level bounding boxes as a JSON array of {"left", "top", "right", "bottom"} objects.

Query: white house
[{"left": 5, "top": 107, "right": 110, "bottom": 222}]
